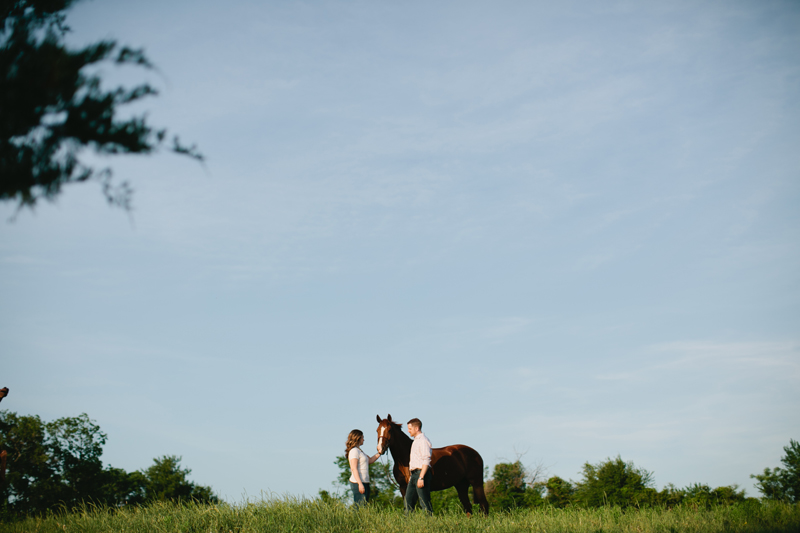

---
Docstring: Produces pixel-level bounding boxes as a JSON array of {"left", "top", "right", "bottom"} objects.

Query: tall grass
[{"left": 1, "top": 498, "right": 798, "bottom": 533}]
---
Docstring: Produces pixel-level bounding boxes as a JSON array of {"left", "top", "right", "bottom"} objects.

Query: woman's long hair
[{"left": 345, "top": 429, "right": 364, "bottom": 458}]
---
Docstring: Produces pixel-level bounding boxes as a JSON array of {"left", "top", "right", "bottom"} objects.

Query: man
[{"left": 405, "top": 417, "right": 433, "bottom": 514}]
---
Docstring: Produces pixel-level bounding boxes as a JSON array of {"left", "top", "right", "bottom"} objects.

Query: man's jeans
[
  {"left": 350, "top": 482, "right": 370, "bottom": 508},
  {"left": 404, "top": 469, "right": 432, "bottom": 514}
]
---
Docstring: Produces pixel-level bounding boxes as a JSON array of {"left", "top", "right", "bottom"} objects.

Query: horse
[
  {"left": 0, "top": 387, "right": 7, "bottom": 403},
  {"left": 376, "top": 414, "right": 489, "bottom": 515}
]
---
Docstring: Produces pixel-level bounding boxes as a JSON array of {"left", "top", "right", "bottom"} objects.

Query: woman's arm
[
  {"left": 367, "top": 452, "right": 381, "bottom": 465},
  {"left": 349, "top": 457, "right": 365, "bottom": 494}
]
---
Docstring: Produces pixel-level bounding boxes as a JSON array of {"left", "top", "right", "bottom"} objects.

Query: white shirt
[
  {"left": 348, "top": 447, "right": 370, "bottom": 483},
  {"left": 409, "top": 432, "right": 432, "bottom": 470}
]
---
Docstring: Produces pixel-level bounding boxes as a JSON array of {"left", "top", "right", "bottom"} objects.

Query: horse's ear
[
  {"left": 387, "top": 414, "right": 393, "bottom": 422},
  {"left": 376, "top": 414, "right": 381, "bottom": 423}
]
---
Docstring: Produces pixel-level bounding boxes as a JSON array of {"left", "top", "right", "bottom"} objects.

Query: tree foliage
[
  {"left": 544, "top": 476, "right": 575, "bottom": 508},
  {"left": 0, "top": 411, "right": 114, "bottom": 518},
  {"left": 0, "top": 410, "right": 216, "bottom": 521},
  {"left": 320, "top": 449, "right": 774, "bottom": 512},
  {"left": 485, "top": 461, "right": 544, "bottom": 511},
  {"left": 0, "top": 0, "right": 201, "bottom": 210},
  {"left": 682, "top": 483, "right": 747, "bottom": 507},
  {"left": 752, "top": 439, "right": 800, "bottom": 503},
  {"left": 141, "top": 455, "right": 217, "bottom": 504},
  {"left": 574, "top": 456, "right": 654, "bottom": 508}
]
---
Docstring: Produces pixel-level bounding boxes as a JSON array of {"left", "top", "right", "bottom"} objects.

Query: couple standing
[{"left": 345, "top": 417, "right": 433, "bottom": 513}]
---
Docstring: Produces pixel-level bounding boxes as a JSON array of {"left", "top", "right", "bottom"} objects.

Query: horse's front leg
[{"left": 394, "top": 468, "right": 408, "bottom": 498}]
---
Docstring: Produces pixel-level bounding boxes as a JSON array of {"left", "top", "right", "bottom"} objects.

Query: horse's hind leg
[
  {"left": 455, "top": 480, "right": 473, "bottom": 515},
  {"left": 472, "top": 482, "right": 490, "bottom": 515}
]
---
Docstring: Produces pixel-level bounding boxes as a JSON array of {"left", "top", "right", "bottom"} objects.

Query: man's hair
[{"left": 407, "top": 418, "right": 422, "bottom": 430}]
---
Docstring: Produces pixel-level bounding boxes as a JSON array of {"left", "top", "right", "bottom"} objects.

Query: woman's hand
[{"left": 358, "top": 482, "right": 365, "bottom": 494}]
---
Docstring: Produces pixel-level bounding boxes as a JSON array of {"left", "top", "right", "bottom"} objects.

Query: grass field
[{"left": 2, "top": 499, "right": 799, "bottom": 533}]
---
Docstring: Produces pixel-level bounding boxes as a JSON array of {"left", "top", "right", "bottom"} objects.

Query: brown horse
[{"left": 376, "top": 414, "right": 489, "bottom": 515}]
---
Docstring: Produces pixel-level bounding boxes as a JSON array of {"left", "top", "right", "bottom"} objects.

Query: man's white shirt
[{"left": 409, "top": 432, "right": 432, "bottom": 470}]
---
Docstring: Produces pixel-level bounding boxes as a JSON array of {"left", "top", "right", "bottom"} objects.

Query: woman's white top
[{"left": 348, "top": 447, "right": 370, "bottom": 483}]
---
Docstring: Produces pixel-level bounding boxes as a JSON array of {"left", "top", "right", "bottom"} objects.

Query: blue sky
[{"left": 1, "top": 0, "right": 799, "bottom": 501}]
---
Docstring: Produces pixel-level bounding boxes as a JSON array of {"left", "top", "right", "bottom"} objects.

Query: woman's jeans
[{"left": 350, "top": 482, "right": 370, "bottom": 507}]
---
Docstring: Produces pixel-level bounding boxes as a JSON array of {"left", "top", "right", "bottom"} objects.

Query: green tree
[
  {"left": 140, "top": 455, "right": 217, "bottom": 504},
  {"left": 544, "top": 476, "right": 575, "bottom": 508},
  {"left": 98, "top": 466, "right": 146, "bottom": 506},
  {"left": 574, "top": 456, "right": 654, "bottom": 508},
  {"left": 752, "top": 439, "right": 800, "bottom": 503},
  {"left": 317, "top": 489, "right": 341, "bottom": 505},
  {"left": 485, "top": 461, "right": 544, "bottom": 511},
  {"left": 0, "top": 410, "right": 216, "bottom": 520},
  {"left": 683, "top": 483, "right": 746, "bottom": 506},
  {"left": 652, "top": 483, "right": 686, "bottom": 508},
  {"left": 0, "top": 411, "right": 128, "bottom": 518},
  {"left": 1, "top": 0, "right": 201, "bottom": 210},
  {"left": 46, "top": 413, "right": 107, "bottom": 503},
  {"left": 1, "top": 411, "right": 54, "bottom": 518}
]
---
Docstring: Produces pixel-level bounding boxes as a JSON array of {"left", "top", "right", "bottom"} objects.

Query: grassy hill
[{"left": 2, "top": 498, "right": 799, "bottom": 533}]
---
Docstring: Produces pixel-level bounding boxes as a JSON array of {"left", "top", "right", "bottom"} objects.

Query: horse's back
[
  {"left": 430, "top": 444, "right": 484, "bottom": 490},
  {"left": 434, "top": 443, "right": 483, "bottom": 459}
]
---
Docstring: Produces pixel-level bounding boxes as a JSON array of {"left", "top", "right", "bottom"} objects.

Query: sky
[{"left": 1, "top": 0, "right": 799, "bottom": 502}]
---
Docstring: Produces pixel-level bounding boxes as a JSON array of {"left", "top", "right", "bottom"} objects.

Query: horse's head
[{"left": 376, "top": 414, "right": 398, "bottom": 455}]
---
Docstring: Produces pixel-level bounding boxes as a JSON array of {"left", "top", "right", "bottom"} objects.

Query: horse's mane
[
  {"left": 378, "top": 415, "right": 409, "bottom": 440},
  {"left": 381, "top": 417, "right": 411, "bottom": 445}
]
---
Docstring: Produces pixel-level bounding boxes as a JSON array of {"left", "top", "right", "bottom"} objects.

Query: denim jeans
[
  {"left": 350, "top": 482, "right": 370, "bottom": 508},
  {"left": 404, "top": 469, "right": 432, "bottom": 514}
]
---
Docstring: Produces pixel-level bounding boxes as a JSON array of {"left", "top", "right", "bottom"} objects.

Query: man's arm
[
  {"left": 418, "top": 464, "right": 429, "bottom": 487},
  {"left": 416, "top": 437, "right": 432, "bottom": 488}
]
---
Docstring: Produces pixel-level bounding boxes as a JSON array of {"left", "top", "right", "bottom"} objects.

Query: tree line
[
  {"left": 321, "top": 439, "right": 800, "bottom": 513},
  {"left": 0, "top": 411, "right": 217, "bottom": 522},
  {"left": 3, "top": 409, "right": 797, "bottom": 521}
]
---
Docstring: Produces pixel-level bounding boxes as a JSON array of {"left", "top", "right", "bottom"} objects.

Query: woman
[{"left": 345, "top": 429, "right": 381, "bottom": 507}]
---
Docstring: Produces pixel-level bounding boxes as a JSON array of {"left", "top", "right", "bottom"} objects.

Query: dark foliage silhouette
[{"left": 1, "top": 0, "right": 201, "bottom": 210}]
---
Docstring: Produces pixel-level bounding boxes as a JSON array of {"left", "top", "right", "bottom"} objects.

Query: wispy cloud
[
  {"left": 646, "top": 340, "right": 800, "bottom": 376},
  {"left": 0, "top": 254, "right": 45, "bottom": 265}
]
